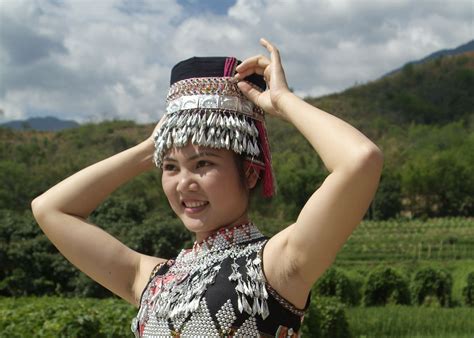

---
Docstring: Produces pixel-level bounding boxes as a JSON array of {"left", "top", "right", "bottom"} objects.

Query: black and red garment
[{"left": 131, "top": 222, "right": 310, "bottom": 337}]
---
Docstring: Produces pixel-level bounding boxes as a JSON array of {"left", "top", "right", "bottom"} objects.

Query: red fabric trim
[
  {"left": 224, "top": 57, "right": 237, "bottom": 77},
  {"left": 255, "top": 120, "right": 275, "bottom": 198}
]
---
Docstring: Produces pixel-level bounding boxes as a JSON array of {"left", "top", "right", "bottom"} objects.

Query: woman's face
[{"left": 161, "top": 142, "right": 252, "bottom": 242}]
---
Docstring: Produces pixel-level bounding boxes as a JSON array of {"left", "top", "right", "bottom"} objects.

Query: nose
[{"left": 176, "top": 170, "right": 199, "bottom": 193}]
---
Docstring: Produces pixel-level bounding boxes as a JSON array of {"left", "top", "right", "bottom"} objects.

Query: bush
[
  {"left": 127, "top": 214, "right": 192, "bottom": 258},
  {"left": 462, "top": 271, "right": 474, "bottom": 306},
  {"left": 69, "top": 273, "right": 113, "bottom": 298},
  {"left": 301, "top": 296, "right": 351, "bottom": 338},
  {"left": 363, "top": 266, "right": 411, "bottom": 306},
  {"left": 0, "top": 208, "right": 191, "bottom": 297},
  {"left": 411, "top": 267, "right": 453, "bottom": 307},
  {"left": 372, "top": 171, "right": 402, "bottom": 220},
  {"left": 0, "top": 296, "right": 136, "bottom": 337},
  {"left": 314, "top": 267, "right": 360, "bottom": 306}
]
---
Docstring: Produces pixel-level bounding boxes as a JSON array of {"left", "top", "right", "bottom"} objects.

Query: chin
[{"left": 181, "top": 218, "right": 209, "bottom": 232}]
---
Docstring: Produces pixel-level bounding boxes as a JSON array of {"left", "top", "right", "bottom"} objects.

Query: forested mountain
[
  {"left": 0, "top": 116, "right": 79, "bottom": 131},
  {"left": 1, "top": 52, "right": 473, "bottom": 219},
  {"left": 383, "top": 39, "right": 474, "bottom": 77},
  {"left": 306, "top": 51, "right": 474, "bottom": 130}
]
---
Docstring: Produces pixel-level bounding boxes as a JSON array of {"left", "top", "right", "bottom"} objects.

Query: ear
[{"left": 244, "top": 161, "right": 260, "bottom": 189}]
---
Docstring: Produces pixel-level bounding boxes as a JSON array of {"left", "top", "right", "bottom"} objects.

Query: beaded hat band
[{"left": 153, "top": 56, "right": 276, "bottom": 198}]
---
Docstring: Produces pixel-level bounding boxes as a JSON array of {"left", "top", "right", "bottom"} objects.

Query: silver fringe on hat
[{"left": 153, "top": 93, "right": 265, "bottom": 168}]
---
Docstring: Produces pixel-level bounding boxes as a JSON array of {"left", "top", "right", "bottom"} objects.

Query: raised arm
[
  {"left": 236, "top": 38, "right": 383, "bottom": 308},
  {"left": 31, "top": 121, "right": 166, "bottom": 306}
]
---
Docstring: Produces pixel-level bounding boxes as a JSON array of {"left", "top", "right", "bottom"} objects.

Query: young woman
[{"left": 32, "top": 38, "right": 383, "bottom": 336}]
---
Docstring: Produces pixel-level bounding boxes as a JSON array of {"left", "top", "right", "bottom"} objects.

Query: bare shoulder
[{"left": 132, "top": 254, "right": 167, "bottom": 306}]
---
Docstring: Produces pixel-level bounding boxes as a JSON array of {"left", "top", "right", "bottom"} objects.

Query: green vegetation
[
  {"left": 308, "top": 52, "right": 474, "bottom": 127},
  {"left": 362, "top": 267, "right": 411, "bottom": 306},
  {"left": 346, "top": 305, "right": 474, "bottom": 338},
  {"left": 313, "top": 267, "right": 360, "bottom": 306},
  {"left": 301, "top": 296, "right": 351, "bottom": 338},
  {"left": 335, "top": 217, "right": 474, "bottom": 262},
  {"left": 1, "top": 52, "right": 473, "bottom": 336},
  {"left": 0, "top": 297, "right": 136, "bottom": 337},
  {"left": 462, "top": 271, "right": 474, "bottom": 306},
  {"left": 410, "top": 267, "right": 453, "bottom": 307},
  {"left": 2, "top": 295, "right": 473, "bottom": 337},
  {"left": 1, "top": 57, "right": 474, "bottom": 220}
]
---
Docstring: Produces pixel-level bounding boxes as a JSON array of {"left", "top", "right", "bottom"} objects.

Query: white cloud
[{"left": 0, "top": 0, "right": 472, "bottom": 123}]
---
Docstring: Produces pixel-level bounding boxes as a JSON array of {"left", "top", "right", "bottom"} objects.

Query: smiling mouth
[{"left": 181, "top": 201, "right": 210, "bottom": 214}]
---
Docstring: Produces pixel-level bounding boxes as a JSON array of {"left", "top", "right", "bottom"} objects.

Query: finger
[
  {"left": 235, "top": 66, "right": 264, "bottom": 80},
  {"left": 236, "top": 55, "right": 269, "bottom": 70},
  {"left": 237, "top": 81, "right": 262, "bottom": 105},
  {"left": 236, "top": 55, "right": 270, "bottom": 74},
  {"left": 260, "top": 38, "right": 282, "bottom": 65},
  {"left": 262, "top": 68, "right": 271, "bottom": 86}
]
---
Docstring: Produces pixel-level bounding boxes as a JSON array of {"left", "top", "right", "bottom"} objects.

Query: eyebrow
[{"left": 163, "top": 152, "right": 222, "bottom": 163}]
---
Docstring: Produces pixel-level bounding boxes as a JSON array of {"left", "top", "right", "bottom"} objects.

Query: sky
[{"left": 0, "top": 0, "right": 472, "bottom": 124}]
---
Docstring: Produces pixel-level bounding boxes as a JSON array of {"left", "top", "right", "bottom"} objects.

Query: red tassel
[{"left": 255, "top": 120, "right": 275, "bottom": 198}]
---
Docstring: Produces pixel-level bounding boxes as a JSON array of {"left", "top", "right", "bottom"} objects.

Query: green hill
[
  {"left": 306, "top": 51, "right": 474, "bottom": 130},
  {"left": 1, "top": 54, "right": 473, "bottom": 219}
]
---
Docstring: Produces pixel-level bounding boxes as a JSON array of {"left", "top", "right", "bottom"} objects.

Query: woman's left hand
[{"left": 235, "top": 38, "right": 292, "bottom": 121}]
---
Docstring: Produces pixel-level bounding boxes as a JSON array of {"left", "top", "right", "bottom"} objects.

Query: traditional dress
[{"left": 131, "top": 222, "right": 310, "bottom": 337}]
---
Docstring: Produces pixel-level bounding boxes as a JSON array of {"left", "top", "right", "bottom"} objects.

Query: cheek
[
  {"left": 161, "top": 177, "right": 176, "bottom": 201},
  {"left": 210, "top": 170, "right": 244, "bottom": 198}
]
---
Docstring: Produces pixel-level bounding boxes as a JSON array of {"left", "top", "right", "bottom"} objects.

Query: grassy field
[
  {"left": 336, "top": 217, "right": 474, "bottom": 262},
  {"left": 346, "top": 305, "right": 474, "bottom": 338}
]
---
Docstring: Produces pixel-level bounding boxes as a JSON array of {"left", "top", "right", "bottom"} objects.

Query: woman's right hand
[{"left": 235, "top": 38, "right": 293, "bottom": 121}]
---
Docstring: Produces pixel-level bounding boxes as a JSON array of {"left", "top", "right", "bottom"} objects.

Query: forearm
[
  {"left": 32, "top": 139, "right": 156, "bottom": 218},
  {"left": 277, "top": 92, "right": 383, "bottom": 173}
]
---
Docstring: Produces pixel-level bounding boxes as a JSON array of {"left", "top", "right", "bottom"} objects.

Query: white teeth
[{"left": 184, "top": 201, "right": 208, "bottom": 208}]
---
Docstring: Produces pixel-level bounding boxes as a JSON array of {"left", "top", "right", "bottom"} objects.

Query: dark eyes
[
  {"left": 196, "top": 160, "right": 212, "bottom": 168},
  {"left": 163, "top": 164, "right": 177, "bottom": 171},
  {"left": 163, "top": 160, "right": 212, "bottom": 171}
]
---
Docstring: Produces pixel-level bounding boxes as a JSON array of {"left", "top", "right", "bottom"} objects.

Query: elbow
[
  {"left": 355, "top": 145, "right": 384, "bottom": 175},
  {"left": 31, "top": 196, "right": 42, "bottom": 220},
  {"left": 31, "top": 195, "right": 48, "bottom": 223},
  {"left": 366, "top": 145, "right": 384, "bottom": 164}
]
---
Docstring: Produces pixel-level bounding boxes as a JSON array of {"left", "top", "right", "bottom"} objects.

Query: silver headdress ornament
[{"left": 153, "top": 56, "right": 276, "bottom": 198}]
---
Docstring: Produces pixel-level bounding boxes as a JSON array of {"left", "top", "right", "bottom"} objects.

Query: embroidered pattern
[
  {"left": 166, "top": 94, "right": 262, "bottom": 120},
  {"left": 147, "top": 262, "right": 166, "bottom": 282},
  {"left": 167, "top": 77, "right": 263, "bottom": 109}
]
